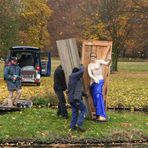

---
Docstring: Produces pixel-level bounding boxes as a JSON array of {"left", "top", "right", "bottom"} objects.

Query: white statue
[{"left": 88, "top": 52, "right": 111, "bottom": 121}]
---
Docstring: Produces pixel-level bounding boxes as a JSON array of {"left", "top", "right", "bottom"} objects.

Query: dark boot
[{"left": 77, "top": 126, "right": 86, "bottom": 132}]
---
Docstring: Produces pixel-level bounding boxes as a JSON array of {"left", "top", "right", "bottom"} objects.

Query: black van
[{"left": 5, "top": 46, "right": 51, "bottom": 86}]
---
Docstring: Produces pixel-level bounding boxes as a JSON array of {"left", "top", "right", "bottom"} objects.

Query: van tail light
[{"left": 36, "top": 66, "right": 40, "bottom": 71}]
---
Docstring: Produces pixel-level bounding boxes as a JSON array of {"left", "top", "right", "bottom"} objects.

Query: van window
[{"left": 10, "top": 51, "right": 39, "bottom": 68}]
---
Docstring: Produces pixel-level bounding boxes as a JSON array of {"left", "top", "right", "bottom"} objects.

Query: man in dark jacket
[
  {"left": 1, "top": 57, "right": 22, "bottom": 107},
  {"left": 54, "top": 65, "right": 68, "bottom": 118},
  {"left": 68, "top": 65, "right": 87, "bottom": 131}
]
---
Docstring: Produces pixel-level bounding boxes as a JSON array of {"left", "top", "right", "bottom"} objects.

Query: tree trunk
[{"left": 112, "top": 47, "right": 118, "bottom": 71}]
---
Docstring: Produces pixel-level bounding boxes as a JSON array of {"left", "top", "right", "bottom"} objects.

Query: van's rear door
[{"left": 40, "top": 51, "right": 51, "bottom": 76}]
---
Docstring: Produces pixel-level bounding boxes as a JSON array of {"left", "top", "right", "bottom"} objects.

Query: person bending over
[{"left": 68, "top": 65, "right": 87, "bottom": 132}]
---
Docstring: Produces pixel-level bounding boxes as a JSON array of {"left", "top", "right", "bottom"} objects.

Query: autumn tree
[
  {"left": 0, "top": 0, "right": 19, "bottom": 56},
  {"left": 48, "top": 0, "right": 83, "bottom": 55},
  {"left": 19, "top": 0, "right": 52, "bottom": 50},
  {"left": 130, "top": 0, "right": 148, "bottom": 58},
  {"left": 79, "top": 0, "right": 133, "bottom": 71}
]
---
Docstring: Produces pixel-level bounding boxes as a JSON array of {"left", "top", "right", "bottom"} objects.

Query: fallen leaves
[
  {"left": 0, "top": 77, "right": 55, "bottom": 103},
  {"left": 0, "top": 63, "right": 148, "bottom": 109},
  {"left": 108, "top": 71, "right": 148, "bottom": 109}
]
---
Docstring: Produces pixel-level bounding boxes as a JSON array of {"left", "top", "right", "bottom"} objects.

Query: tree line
[
  {"left": 0, "top": 0, "right": 147, "bottom": 71},
  {"left": 0, "top": 0, "right": 51, "bottom": 55}
]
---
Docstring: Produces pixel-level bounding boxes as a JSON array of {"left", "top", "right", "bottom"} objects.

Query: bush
[{"left": 32, "top": 95, "right": 58, "bottom": 107}]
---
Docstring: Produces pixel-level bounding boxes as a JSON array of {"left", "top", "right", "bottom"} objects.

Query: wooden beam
[{"left": 56, "top": 38, "right": 92, "bottom": 118}]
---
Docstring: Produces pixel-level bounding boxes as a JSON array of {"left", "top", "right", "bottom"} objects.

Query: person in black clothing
[
  {"left": 68, "top": 65, "right": 87, "bottom": 131},
  {"left": 53, "top": 65, "right": 68, "bottom": 119}
]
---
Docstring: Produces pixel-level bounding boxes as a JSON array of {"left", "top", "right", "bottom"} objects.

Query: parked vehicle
[
  {"left": 40, "top": 51, "right": 51, "bottom": 76},
  {"left": 5, "top": 46, "right": 51, "bottom": 86}
]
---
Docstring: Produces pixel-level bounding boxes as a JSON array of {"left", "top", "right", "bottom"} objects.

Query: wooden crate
[
  {"left": 56, "top": 39, "right": 112, "bottom": 119},
  {"left": 56, "top": 38, "right": 80, "bottom": 85},
  {"left": 81, "top": 40, "right": 112, "bottom": 119}
]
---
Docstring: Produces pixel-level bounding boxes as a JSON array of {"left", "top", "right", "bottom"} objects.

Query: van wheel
[{"left": 37, "top": 82, "right": 40, "bottom": 86}]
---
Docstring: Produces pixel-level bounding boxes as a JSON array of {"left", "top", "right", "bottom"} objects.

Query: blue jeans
[
  {"left": 90, "top": 80, "right": 107, "bottom": 118},
  {"left": 70, "top": 100, "right": 87, "bottom": 128}
]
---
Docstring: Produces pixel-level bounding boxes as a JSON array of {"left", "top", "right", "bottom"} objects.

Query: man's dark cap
[
  {"left": 11, "top": 57, "right": 17, "bottom": 61},
  {"left": 72, "top": 67, "right": 79, "bottom": 73}
]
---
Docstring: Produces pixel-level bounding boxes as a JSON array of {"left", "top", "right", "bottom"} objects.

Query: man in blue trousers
[{"left": 68, "top": 65, "right": 87, "bottom": 132}]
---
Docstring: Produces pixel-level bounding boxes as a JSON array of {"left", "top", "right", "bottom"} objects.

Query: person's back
[
  {"left": 68, "top": 66, "right": 84, "bottom": 103},
  {"left": 54, "top": 65, "right": 67, "bottom": 91},
  {"left": 73, "top": 80, "right": 83, "bottom": 102}
]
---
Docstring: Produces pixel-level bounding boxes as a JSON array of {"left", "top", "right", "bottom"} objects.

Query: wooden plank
[
  {"left": 56, "top": 38, "right": 91, "bottom": 118},
  {"left": 0, "top": 107, "right": 22, "bottom": 115},
  {"left": 56, "top": 38, "right": 80, "bottom": 85},
  {"left": 81, "top": 40, "right": 112, "bottom": 119}
]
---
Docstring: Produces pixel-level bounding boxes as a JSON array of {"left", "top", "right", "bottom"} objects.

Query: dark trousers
[
  {"left": 55, "top": 90, "right": 68, "bottom": 117},
  {"left": 70, "top": 100, "right": 87, "bottom": 128}
]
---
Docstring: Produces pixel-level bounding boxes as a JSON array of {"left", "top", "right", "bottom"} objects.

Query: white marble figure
[{"left": 88, "top": 52, "right": 111, "bottom": 121}]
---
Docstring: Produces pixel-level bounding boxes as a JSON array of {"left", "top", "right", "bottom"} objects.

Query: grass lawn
[
  {"left": 118, "top": 62, "right": 148, "bottom": 72},
  {"left": 0, "top": 61, "right": 4, "bottom": 78},
  {"left": 108, "top": 62, "right": 148, "bottom": 109},
  {"left": 0, "top": 59, "right": 147, "bottom": 144},
  {"left": 0, "top": 59, "right": 147, "bottom": 109},
  {"left": 0, "top": 108, "right": 147, "bottom": 143}
]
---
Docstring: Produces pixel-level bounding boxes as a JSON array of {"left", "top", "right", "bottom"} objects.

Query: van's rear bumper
[
  {"left": 22, "top": 78, "right": 40, "bottom": 83},
  {"left": 21, "top": 72, "right": 41, "bottom": 83}
]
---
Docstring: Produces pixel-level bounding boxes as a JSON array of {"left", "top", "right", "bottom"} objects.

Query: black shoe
[
  {"left": 63, "top": 116, "right": 68, "bottom": 119},
  {"left": 77, "top": 126, "right": 86, "bottom": 132},
  {"left": 16, "top": 103, "right": 24, "bottom": 108},
  {"left": 63, "top": 115, "right": 68, "bottom": 119},
  {"left": 70, "top": 126, "right": 77, "bottom": 131},
  {"left": 57, "top": 112, "right": 62, "bottom": 117}
]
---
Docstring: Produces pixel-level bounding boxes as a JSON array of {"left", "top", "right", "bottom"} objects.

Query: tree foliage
[
  {"left": 19, "top": 0, "right": 52, "bottom": 50},
  {"left": 48, "top": 0, "right": 147, "bottom": 70},
  {"left": 48, "top": 0, "right": 83, "bottom": 55},
  {"left": 0, "top": 0, "right": 147, "bottom": 61},
  {"left": 79, "top": 0, "right": 134, "bottom": 71},
  {"left": 0, "top": 0, "right": 19, "bottom": 55},
  {"left": 129, "top": 0, "right": 148, "bottom": 58}
]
